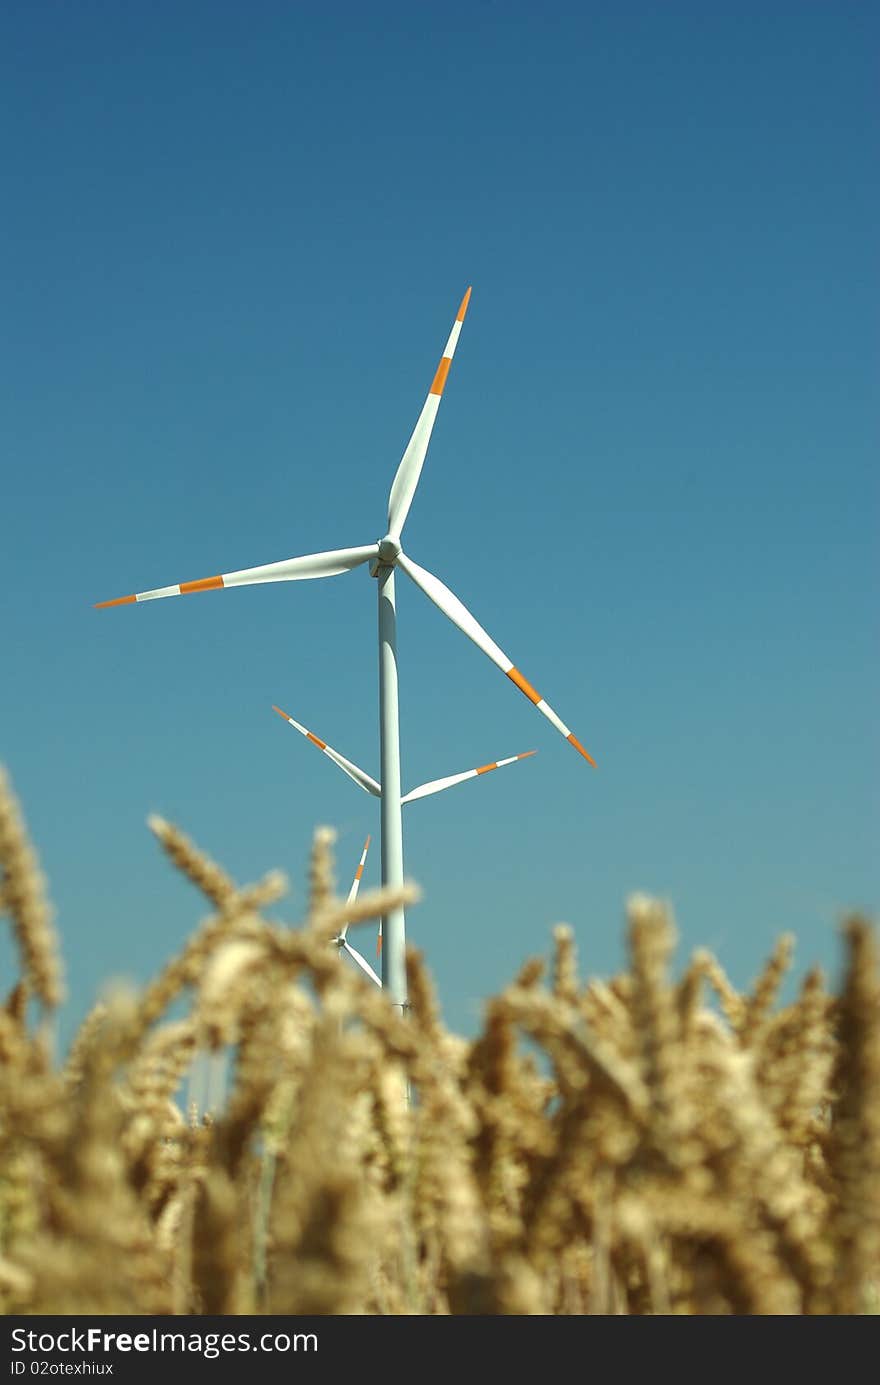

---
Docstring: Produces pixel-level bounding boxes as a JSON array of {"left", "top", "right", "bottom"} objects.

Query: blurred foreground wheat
[{"left": 0, "top": 765, "right": 877, "bottom": 1314}]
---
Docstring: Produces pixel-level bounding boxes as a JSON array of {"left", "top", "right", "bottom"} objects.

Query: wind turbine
[
  {"left": 273, "top": 702, "right": 537, "bottom": 970},
  {"left": 271, "top": 703, "right": 536, "bottom": 806},
  {"left": 95, "top": 287, "right": 596, "bottom": 1013},
  {"left": 333, "top": 834, "right": 382, "bottom": 987}
]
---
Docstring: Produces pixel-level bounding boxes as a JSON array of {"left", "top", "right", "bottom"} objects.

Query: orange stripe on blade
[
  {"left": 475, "top": 762, "right": 497, "bottom": 775},
  {"left": 568, "top": 733, "right": 597, "bottom": 768},
  {"left": 94, "top": 594, "right": 136, "bottom": 608},
  {"left": 506, "top": 667, "right": 541, "bottom": 704},
  {"left": 355, "top": 864, "right": 364, "bottom": 880},
  {"left": 456, "top": 287, "right": 472, "bottom": 322},
  {"left": 179, "top": 575, "right": 224, "bottom": 595},
  {"left": 306, "top": 731, "right": 327, "bottom": 750},
  {"left": 430, "top": 356, "right": 451, "bottom": 396}
]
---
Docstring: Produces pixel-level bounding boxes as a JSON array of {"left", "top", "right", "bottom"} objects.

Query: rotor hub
[{"left": 377, "top": 534, "right": 402, "bottom": 565}]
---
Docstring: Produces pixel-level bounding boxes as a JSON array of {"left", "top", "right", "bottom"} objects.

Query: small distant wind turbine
[
  {"left": 95, "top": 288, "right": 596, "bottom": 1012},
  {"left": 332, "top": 834, "right": 381, "bottom": 987},
  {"left": 271, "top": 703, "right": 535, "bottom": 805},
  {"left": 274, "top": 703, "right": 536, "bottom": 973}
]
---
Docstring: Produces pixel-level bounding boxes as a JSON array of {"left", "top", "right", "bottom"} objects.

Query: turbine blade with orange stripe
[
  {"left": 95, "top": 544, "right": 379, "bottom": 608},
  {"left": 386, "top": 287, "right": 471, "bottom": 538},
  {"left": 397, "top": 552, "right": 597, "bottom": 767},
  {"left": 341, "top": 835, "right": 371, "bottom": 941},
  {"left": 272, "top": 706, "right": 381, "bottom": 797},
  {"left": 402, "top": 750, "right": 536, "bottom": 805}
]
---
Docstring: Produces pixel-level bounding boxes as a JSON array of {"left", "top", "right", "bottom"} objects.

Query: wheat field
[{"left": 0, "top": 764, "right": 877, "bottom": 1315}]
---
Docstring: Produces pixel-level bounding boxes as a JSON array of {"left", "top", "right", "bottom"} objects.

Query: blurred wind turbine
[
  {"left": 271, "top": 703, "right": 535, "bottom": 806},
  {"left": 95, "top": 287, "right": 596, "bottom": 1012}
]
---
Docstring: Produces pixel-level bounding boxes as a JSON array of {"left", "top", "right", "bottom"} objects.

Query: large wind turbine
[{"left": 95, "top": 288, "right": 596, "bottom": 1012}]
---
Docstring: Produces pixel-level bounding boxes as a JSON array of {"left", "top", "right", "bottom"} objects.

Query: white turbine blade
[
  {"left": 272, "top": 706, "right": 381, "bottom": 797},
  {"left": 402, "top": 750, "right": 536, "bottom": 804},
  {"left": 95, "top": 544, "right": 378, "bottom": 608},
  {"left": 398, "top": 551, "right": 597, "bottom": 767},
  {"left": 342, "top": 939, "right": 382, "bottom": 987},
  {"left": 341, "top": 835, "right": 371, "bottom": 940},
  {"left": 345, "top": 834, "right": 372, "bottom": 904},
  {"left": 386, "top": 287, "right": 471, "bottom": 538}
]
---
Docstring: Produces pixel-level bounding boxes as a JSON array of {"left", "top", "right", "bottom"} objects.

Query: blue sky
[{"left": 3, "top": 1, "right": 876, "bottom": 1046}]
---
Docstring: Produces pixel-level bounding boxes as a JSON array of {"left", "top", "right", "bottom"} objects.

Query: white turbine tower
[{"left": 95, "top": 288, "right": 596, "bottom": 1013}]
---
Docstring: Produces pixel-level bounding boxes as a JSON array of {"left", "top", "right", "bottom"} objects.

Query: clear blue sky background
[{"left": 3, "top": 1, "right": 876, "bottom": 1048}]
